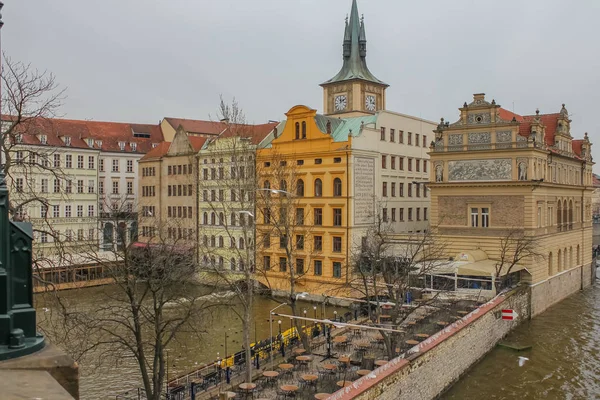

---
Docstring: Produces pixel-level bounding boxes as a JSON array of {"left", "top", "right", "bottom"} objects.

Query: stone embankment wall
[{"left": 329, "top": 261, "right": 596, "bottom": 400}]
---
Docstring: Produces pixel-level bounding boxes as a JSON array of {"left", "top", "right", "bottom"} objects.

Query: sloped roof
[
  {"left": 522, "top": 113, "right": 560, "bottom": 146},
  {"left": 217, "top": 122, "right": 278, "bottom": 145},
  {"left": 498, "top": 108, "right": 524, "bottom": 122},
  {"left": 327, "top": 114, "right": 378, "bottom": 142},
  {"left": 164, "top": 118, "right": 225, "bottom": 135},
  {"left": 7, "top": 116, "right": 163, "bottom": 153},
  {"left": 140, "top": 136, "right": 208, "bottom": 161}
]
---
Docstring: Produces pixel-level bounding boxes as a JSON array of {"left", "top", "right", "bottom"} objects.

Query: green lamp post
[{"left": 0, "top": 1, "right": 45, "bottom": 360}]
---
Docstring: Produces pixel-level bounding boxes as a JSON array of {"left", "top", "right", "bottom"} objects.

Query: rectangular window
[
  {"left": 127, "top": 181, "right": 133, "bottom": 194},
  {"left": 314, "top": 208, "right": 323, "bottom": 225},
  {"left": 112, "top": 159, "right": 119, "bottom": 172},
  {"left": 391, "top": 208, "right": 396, "bottom": 222},
  {"left": 65, "top": 180, "right": 72, "bottom": 194},
  {"left": 408, "top": 208, "right": 413, "bottom": 221},
  {"left": 408, "top": 183, "right": 412, "bottom": 197},
  {"left": 279, "top": 257, "right": 287, "bottom": 272},
  {"left": 415, "top": 133, "right": 420, "bottom": 147},
  {"left": 263, "top": 256, "right": 271, "bottom": 271},
  {"left": 423, "top": 160, "right": 428, "bottom": 173},
  {"left": 53, "top": 154, "right": 61, "bottom": 168},
  {"left": 416, "top": 159, "right": 420, "bottom": 172},
  {"left": 416, "top": 183, "right": 420, "bottom": 198},
  {"left": 77, "top": 180, "right": 84, "bottom": 194},
  {"left": 423, "top": 135, "right": 427, "bottom": 147},
  {"left": 382, "top": 155, "right": 387, "bottom": 169},
  {"left": 391, "top": 182, "right": 396, "bottom": 197},
  {"left": 15, "top": 178, "right": 23, "bottom": 192},
  {"left": 333, "top": 262, "right": 342, "bottom": 278},
  {"left": 399, "top": 157, "right": 404, "bottom": 171},
  {"left": 408, "top": 132, "right": 412, "bottom": 145},
  {"left": 333, "top": 237, "right": 342, "bottom": 252},
  {"left": 112, "top": 180, "right": 119, "bottom": 194},
  {"left": 296, "top": 208, "right": 304, "bottom": 225},
  {"left": 400, "top": 208, "right": 404, "bottom": 221},
  {"left": 65, "top": 154, "right": 72, "bottom": 168},
  {"left": 390, "top": 129, "right": 395, "bottom": 142},
  {"left": 408, "top": 158, "right": 413, "bottom": 171},
  {"left": 279, "top": 234, "right": 288, "bottom": 249},
  {"left": 400, "top": 183, "right": 404, "bottom": 197},
  {"left": 77, "top": 155, "right": 84, "bottom": 169},
  {"left": 383, "top": 208, "right": 388, "bottom": 222},
  {"left": 380, "top": 127, "right": 386, "bottom": 141},
  {"left": 471, "top": 208, "right": 479, "bottom": 227},
  {"left": 53, "top": 179, "right": 60, "bottom": 193},
  {"left": 382, "top": 182, "right": 387, "bottom": 197},
  {"left": 482, "top": 208, "right": 490, "bottom": 228},
  {"left": 333, "top": 208, "right": 342, "bottom": 226},
  {"left": 391, "top": 156, "right": 396, "bottom": 170},
  {"left": 296, "top": 259, "right": 305, "bottom": 275},
  {"left": 77, "top": 205, "right": 83, "bottom": 217},
  {"left": 99, "top": 158, "right": 104, "bottom": 172},
  {"left": 416, "top": 208, "right": 421, "bottom": 221},
  {"left": 315, "top": 158, "right": 322, "bottom": 165},
  {"left": 127, "top": 160, "right": 133, "bottom": 172},
  {"left": 99, "top": 181, "right": 104, "bottom": 194},
  {"left": 399, "top": 130, "right": 404, "bottom": 144},
  {"left": 314, "top": 236, "right": 322, "bottom": 251},
  {"left": 296, "top": 235, "right": 304, "bottom": 250},
  {"left": 65, "top": 205, "right": 71, "bottom": 218},
  {"left": 41, "top": 179, "right": 48, "bottom": 193},
  {"left": 53, "top": 205, "right": 60, "bottom": 218},
  {"left": 314, "top": 260, "right": 322, "bottom": 276},
  {"left": 88, "top": 205, "right": 94, "bottom": 217},
  {"left": 88, "top": 156, "right": 95, "bottom": 169},
  {"left": 424, "top": 207, "right": 428, "bottom": 221}
]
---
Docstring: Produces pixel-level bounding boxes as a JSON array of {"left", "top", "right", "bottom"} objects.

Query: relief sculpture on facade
[{"left": 448, "top": 159, "right": 512, "bottom": 181}]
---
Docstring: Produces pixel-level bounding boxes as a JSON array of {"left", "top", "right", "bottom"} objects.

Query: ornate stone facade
[{"left": 448, "top": 159, "right": 512, "bottom": 181}]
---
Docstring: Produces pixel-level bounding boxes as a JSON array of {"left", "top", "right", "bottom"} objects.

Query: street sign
[{"left": 502, "top": 309, "right": 518, "bottom": 320}]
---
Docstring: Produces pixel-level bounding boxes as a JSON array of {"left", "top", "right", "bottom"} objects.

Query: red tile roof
[
  {"left": 522, "top": 113, "right": 560, "bottom": 146},
  {"left": 572, "top": 139, "right": 583, "bottom": 157},
  {"left": 218, "top": 122, "right": 278, "bottom": 145},
  {"left": 140, "top": 136, "right": 208, "bottom": 161},
  {"left": 7, "top": 116, "right": 164, "bottom": 153},
  {"left": 164, "top": 118, "right": 226, "bottom": 136},
  {"left": 498, "top": 108, "right": 524, "bottom": 122}
]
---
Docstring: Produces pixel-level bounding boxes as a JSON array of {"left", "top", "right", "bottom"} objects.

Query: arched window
[
  {"left": 558, "top": 249, "right": 562, "bottom": 272},
  {"left": 548, "top": 252, "right": 553, "bottom": 276},
  {"left": 219, "top": 212, "right": 224, "bottom": 225},
  {"left": 230, "top": 258, "right": 236, "bottom": 271},
  {"left": 210, "top": 235, "right": 216, "bottom": 247},
  {"left": 231, "top": 237, "right": 236, "bottom": 248},
  {"left": 333, "top": 178, "right": 342, "bottom": 197},
  {"left": 218, "top": 256, "right": 224, "bottom": 269},
  {"left": 301, "top": 121, "right": 307, "bottom": 139},
  {"left": 297, "top": 179, "right": 305, "bottom": 196},
  {"left": 203, "top": 255, "right": 208, "bottom": 266},
  {"left": 203, "top": 212, "right": 208, "bottom": 225},
  {"left": 569, "top": 246, "right": 573, "bottom": 268},
  {"left": 295, "top": 122, "right": 300, "bottom": 140},
  {"left": 314, "top": 178, "right": 323, "bottom": 197},
  {"left": 280, "top": 180, "right": 287, "bottom": 192},
  {"left": 239, "top": 237, "right": 245, "bottom": 249},
  {"left": 210, "top": 256, "right": 216, "bottom": 267},
  {"left": 563, "top": 248, "right": 567, "bottom": 271},
  {"left": 568, "top": 200, "right": 573, "bottom": 230},
  {"left": 219, "top": 236, "right": 224, "bottom": 248},
  {"left": 211, "top": 212, "right": 216, "bottom": 225},
  {"left": 562, "top": 200, "right": 568, "bottom": 231},
  {"left": 231, "top": 213, "right": 237, "bottom": 226},
  {"left": 239, "top": 259, "right": 245, "bottom": 271}
]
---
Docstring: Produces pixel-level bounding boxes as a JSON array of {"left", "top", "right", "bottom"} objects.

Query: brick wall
[{"left": 329, "top": 289, "right": 530, "bottom": 400}]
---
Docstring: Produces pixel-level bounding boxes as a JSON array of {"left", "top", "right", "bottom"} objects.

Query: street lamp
[
  {"left": 269, "top": 302, "right": 287, "bottom": 370},
  {"left": 313, "top": 305, "right": 317, "bottom": 319},
  {"left": 333, "top": 310, "right": 338, "bottom": 322},
  {"left": 278, "top": 320, "right": 282, "bottom": 334}
]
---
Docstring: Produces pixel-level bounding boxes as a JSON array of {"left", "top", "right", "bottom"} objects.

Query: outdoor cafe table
[
  {"left": 315, "top": 394, "right": 331, "bottom": 400},
  {"left": 293, "top": 348, "right": 307, "bottom": 355},
  {"left": 224, "top": 392, "right": 236, "bottom": 399},
  {"left": 323, "top": 363, "right": 337, "bottom": 371},
  {"left": 263, "top": 370, "right": 279, "bottom": 384},
  {"left": 338, "top": 356, "right": 351, "bottom": 364},
  {"left": 337, "top": 380, "right": 353, "bottom": 388},
  {"left": 238, "top": 382, "right": 257, "bottom": 396},
  {"left": 356, "top": 369, "right": 372, "bottom": 377},
  {"left": 301, "top": 374, "right": 319, "bottom": 388},
  {"left": 279, "top": 363, "right": 294, "bottom": 370},
  {"left": 280, "top": 384, "right": 299, "bottom": 395},
  {"left": 333, "top": 335, "right": 348, "bottom": 343},
  {"left": 374, "top": 360, "right": 388, "bottom": 367},
  {"left": 297, "top": 355, "right": 312, "bottom": 362}
]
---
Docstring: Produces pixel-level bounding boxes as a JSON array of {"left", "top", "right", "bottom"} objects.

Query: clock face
[
  {"left": 365, "top": 95, "right": 376, "bottom": 111},
  {"left": 335, "top": 95, "right": 347, "bottom": 111}
]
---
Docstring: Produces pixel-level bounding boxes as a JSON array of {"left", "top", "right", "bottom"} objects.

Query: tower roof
[{"left": 322, "top": 0, "right": 387, "bottom": 86}]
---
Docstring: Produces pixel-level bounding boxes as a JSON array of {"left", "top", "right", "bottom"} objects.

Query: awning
[{"left": 417, "top": 259, "right": 529, "bottom": 278}]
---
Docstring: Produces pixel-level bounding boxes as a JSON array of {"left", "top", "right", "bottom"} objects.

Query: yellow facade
[
  {"left": 256, "top": 105, "right": 352, "bottom": 296},
  {"left": 429, "top": 94, "right": 593, "bottom": 285}
]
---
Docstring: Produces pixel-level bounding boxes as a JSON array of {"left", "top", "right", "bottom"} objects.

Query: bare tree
[
  {"left": 198, "top": 97, "right": 262, "bottom": 382},
  {"left": 494, "top": 230, "right": 542, "bottom": 292},
  {"left": 348, "top": 200, "right": 452, "bottom": 358},
  {"left": 255, "top": 151, "right": 317, "bottom": 352}
]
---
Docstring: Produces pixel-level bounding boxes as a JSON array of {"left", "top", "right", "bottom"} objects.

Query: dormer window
[
  {"left": 15, "top": 134, "right": 23, "bottom": 143},
  {"left": 64, "top": 136, "right": 72, "bottom": 146},
  {"left": 96, "top": 139, "right": 103, "bottom": 148},
  {"left": 130, "top": 142, "right": 137, "bottom": 152},
  {"left": 87, "top": 138, "right": 94, "bottom": 147},
  {"left": 39, "top": 134, "right": 47, "bottom": 144},
  {"left": 152, "top": 143, "right": 158, "bottom": 148},
  {"left": 118, "top": 141, "right": 125, "bottom": 151}
]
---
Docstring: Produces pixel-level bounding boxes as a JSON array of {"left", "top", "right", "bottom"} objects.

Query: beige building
[{"left": 430, "top": 93, "right": 594, "bottom": 313}]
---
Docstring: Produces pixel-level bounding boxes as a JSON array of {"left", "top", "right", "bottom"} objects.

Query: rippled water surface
[
  {"left": 36, "top": 285, "right": 334, "bottom": 399},
  {"left": 443, "top": 279, "right": 600, "bottom": 400}
]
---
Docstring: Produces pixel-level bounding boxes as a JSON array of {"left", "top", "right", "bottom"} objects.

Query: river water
[
  {"left": 35, "top": 285, "right": 341, "bottom": 400},
  {"left": 443, "top": 277, "right": 600, "bottom": 400}
]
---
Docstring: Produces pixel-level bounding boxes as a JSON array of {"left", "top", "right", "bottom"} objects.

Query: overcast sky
[{"left": 5, "top": 0, "right": 600, "bottom": 165}]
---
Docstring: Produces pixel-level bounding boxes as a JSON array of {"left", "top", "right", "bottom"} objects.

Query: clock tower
[{"left": 321, "top": 0, "right": 388, "bottom": 117}]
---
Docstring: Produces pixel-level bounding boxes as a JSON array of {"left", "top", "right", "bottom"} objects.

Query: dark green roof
[
  {"left": 314, "top": 113, "right": 378, "bottom": 142},
  {"left": 322, "top": 0, "right": 387, "bottom": 86}
]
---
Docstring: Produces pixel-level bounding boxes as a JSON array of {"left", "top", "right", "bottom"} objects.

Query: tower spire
[{"left": 322, "top": 0, "right": 386, "bottom": 86}]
